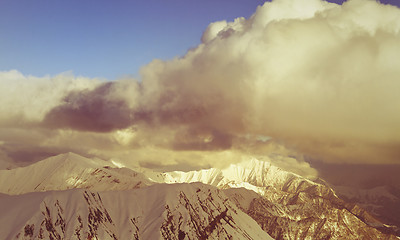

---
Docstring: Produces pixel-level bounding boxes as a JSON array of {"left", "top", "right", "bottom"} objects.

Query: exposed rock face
[
  {"left": 0, "top": 153, "right": 398, "bottom": 240},
  {"left": 224, "top": 184, "right": 397, "bottom": 240},
  {"left": 1, "top": 183, "right": 271, "bottom": 240},
  {"left": 161, "top": 158, "right": 398, "bottom": 238}
]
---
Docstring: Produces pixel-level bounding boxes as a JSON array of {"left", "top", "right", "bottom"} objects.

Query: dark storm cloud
[{"left": 43, "top": 82, "right": 134, "bottom": 132}]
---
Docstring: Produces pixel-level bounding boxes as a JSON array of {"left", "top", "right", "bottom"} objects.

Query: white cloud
[{"left": 0, "top": 70, "right": 99, "bottom": 124}]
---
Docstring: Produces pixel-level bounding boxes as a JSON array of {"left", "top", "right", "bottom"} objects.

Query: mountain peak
[
  {"left": 155, "top": 157, "right": 300, "bottom": 196},
  {"left": 45, "top": 152, "right": 107, "bottom": 169},
  {"left": 0, "top": 152, "right": 149, "bottom": 195}
]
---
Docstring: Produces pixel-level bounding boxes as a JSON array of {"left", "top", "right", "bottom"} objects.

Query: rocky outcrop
[
  {"left": 225, "top": 184, "right": 397, "bottom": 240},
  {"left": 3, "top": 183, "right": 271, "bottom": 240}
]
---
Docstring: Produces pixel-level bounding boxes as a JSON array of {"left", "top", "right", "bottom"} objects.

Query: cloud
[
  {"left": 0, "top": 70, "right": 99, "bottom": 125},
  {"left": 43, "top": 81, "right": 139, "bottom": 132},
  {"left": 1, "top": 0, "right": 400, "bottom": 169},
  {"left": 135, "top": 0, "right": 400, "bottom": 164}
]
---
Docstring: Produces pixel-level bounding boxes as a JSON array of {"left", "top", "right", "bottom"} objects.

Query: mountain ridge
[
  {"left": 0, "top": 152, "right": 398, "bottom": 239},
  {"left": 0, "top": 152, "right": 150, "bottom": 195},
  {"left": 0, "top": 183, "right": 273, "bottom": 240}
]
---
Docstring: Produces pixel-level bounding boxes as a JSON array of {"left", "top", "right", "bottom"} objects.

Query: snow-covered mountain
[
  {"left": 0, "top": 183, "right": 272, "bottom": 240},
  {"left": 224, "top": 186, "right": 397, "bottom": 239},
  {"left": 0, "top": 152, "right": 398, "bottom": 239},
  {"left": 159, "top": 158, "right": 330, "bottom": 196},
  {"left": 0, "top": 152, "right": 150, "bottom": 195},
  {"left": 158, "top": 158, "right": 397, "bottom": 239}
]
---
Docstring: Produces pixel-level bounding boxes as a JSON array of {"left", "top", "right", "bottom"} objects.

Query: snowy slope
[
  {"left": 0, "top": 154, "right": 322, "bottom": 197},
  {"left": 0, "top": 183, "right": 273, "bottom": 240},
  {"left": 160, "top": 158, "right": 331, "bottom": 198},
  {"left": 0, "top": 152, "right": 150, "bottom": 195},
  {"left": 159, "top": 158, "right": 398, "bottom": 239},
  {"left": 0, "top": 152, "right": 397, "bottom": 239},
  {"left": 224, "top": 187, "right": 397, "bottom": 240}
]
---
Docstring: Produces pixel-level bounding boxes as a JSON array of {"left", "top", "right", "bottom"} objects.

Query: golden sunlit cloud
[{"left": 1, "top": 0, "right": 400, "bottom": 170}]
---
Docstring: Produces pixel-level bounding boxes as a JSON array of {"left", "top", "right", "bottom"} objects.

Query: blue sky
[{"left": 1, "top": 0, "right": 399, "bottom": 80}]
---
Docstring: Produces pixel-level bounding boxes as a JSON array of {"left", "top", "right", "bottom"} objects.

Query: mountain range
[{"left": 0, "top": 152, "right": 398, "bottom": 240}]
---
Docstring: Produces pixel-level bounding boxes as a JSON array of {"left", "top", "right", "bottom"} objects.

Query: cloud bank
[{"left": 1, "top": 0, "right": 400, "bottom": 173}]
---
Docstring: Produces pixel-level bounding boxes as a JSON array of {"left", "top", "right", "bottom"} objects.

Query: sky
[
  {"left": 0, "top": 0, "right": 264, "bottom": 80},
  {"left": 1, "top": 0, "right": 399, "bottom": 80},
  {"left": 1, "top": 0, "right": 400, "bottom": 178}
]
